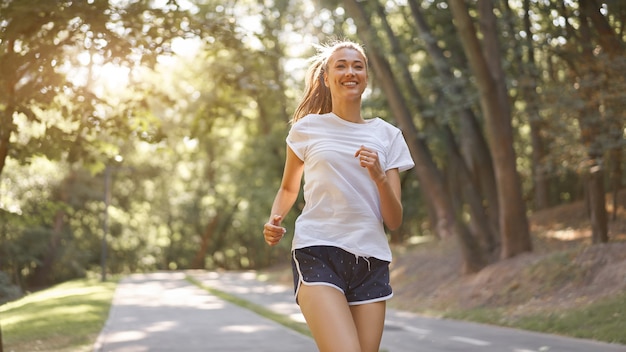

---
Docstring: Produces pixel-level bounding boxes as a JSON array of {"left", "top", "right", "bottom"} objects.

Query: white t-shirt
[{"left": 286, "top": 112, "right": 415, "bottom": 262}]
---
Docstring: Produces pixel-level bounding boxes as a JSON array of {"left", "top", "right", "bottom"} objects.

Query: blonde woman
[{"left": 263, "top": 40, "right": 414, "bottom": 352}]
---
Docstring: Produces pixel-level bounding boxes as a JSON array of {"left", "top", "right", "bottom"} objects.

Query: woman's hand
[
  {"left": 355, "top": 145, "right": 386, "bottom": 184},
  {"left": 263, "top": 214, "right": 286, "bottom": 246},
  {"left": 356, "top": 145, "right": 404, "bottom": 230}
]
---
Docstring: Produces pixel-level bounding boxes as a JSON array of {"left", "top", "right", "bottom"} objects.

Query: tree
[
  {"left": 579, "top": 0, "right": 625, "bottom": 239},
  {"left": 0, "top": 0, "right": 202, "bottom": 179},
  {"left": 407, "top": 0, "right": 500, "bottom": 255},
  {"left": 543, "top": 0, "right": 626, "bottom": 243},
  {"left": 447, "top": 0, "right": 532, "bottom": 259},
  {"left": 0, "top": 0, "right": 210, "bottom": 286},
  {"left": 502, "top": 0, "right": 551, "bottom": 210}
]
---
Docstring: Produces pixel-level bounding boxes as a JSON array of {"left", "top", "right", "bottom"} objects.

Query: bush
[{"left": 0, "top": 271, "right": 22, "bottom": 304}]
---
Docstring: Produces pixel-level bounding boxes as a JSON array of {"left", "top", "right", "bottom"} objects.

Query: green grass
[
  {"left": 185, "top": 275, "right": 313, "bottom": 338},
  {"left": 514, "top": 292, "right": 626, "bottom": 344},
  {"left": 445, "top": 291, "right": 626, "bottom": 345},
  {"left": 0, "top": 278, "right": 118, "bottom": 352}
]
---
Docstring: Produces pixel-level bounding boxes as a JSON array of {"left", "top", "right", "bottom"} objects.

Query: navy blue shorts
[{"left": 291, "top": 246, "right": 393, "bottom": 305}]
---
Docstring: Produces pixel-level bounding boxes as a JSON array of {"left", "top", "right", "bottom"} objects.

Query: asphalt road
[{"left": 94, "top": 271, "right": 626, "bottom": 352}]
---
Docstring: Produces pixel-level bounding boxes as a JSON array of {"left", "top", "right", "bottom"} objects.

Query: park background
[{"left": 0, "top": 0, "right": 625, "bottom": 350}]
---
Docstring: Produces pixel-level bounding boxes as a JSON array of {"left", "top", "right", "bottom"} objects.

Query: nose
[{"left": 346, "top": 66, "right": 355, "bottom": 76}]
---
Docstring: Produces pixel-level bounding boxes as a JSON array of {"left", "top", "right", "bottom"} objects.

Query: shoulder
[
  {"left": 294, "top": 113, "right": 325, "bottom": 124},
  {"left": 292, "top": 113, "right": 331, "bottom": 130},
  {"left": 371, "top": 117, "right": 402, "bottom": 135}
]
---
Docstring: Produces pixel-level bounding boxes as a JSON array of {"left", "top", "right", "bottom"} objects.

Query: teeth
[{"left": 343, "top": 82, "right": 357, "bottom": 86}]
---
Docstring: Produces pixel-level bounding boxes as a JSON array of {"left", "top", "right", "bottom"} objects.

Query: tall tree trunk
[
  {"left": 580, "top": 0, "right": 625, "bottom": 221},
  {"left": 575, "top": 2, "right": 609, "bottom": 243},
  {"left": 577, "top": 91, "right": 608, "bottom": 243},
  {"left": 408, "top": 0, "right": 500, "bottom": 246},
  {"left": 448, "top": 0, "right": 532, "bottom": 259},
  {"left": 344, "top": 0, "right": 486, "bottom": 273}
]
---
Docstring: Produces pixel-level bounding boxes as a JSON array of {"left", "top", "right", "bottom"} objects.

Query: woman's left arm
[
  {"left": 375, "top": 168, "right": 403, "bottom": 231},
  {"left": 355, "top": 146, "right": 403, "bottom": 230}
]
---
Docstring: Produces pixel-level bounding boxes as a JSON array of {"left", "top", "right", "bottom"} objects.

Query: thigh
[
  {"left": 350, "top": 301, "right": 386, "bottom": 352},
  {"left": 297, "top": 284, "right": 361, "bottom": 352}
]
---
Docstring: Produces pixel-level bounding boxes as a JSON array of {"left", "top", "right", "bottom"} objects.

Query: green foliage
[
  {"left": 0, "top": 271, "right": 21, "bottom": 304},
  {"left": 0, "top": 0, "right": 238, "bottom": 177}
]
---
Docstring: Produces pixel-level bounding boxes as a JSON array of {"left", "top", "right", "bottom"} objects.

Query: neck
[{"left": 332, "top": 100, "right": 364, "bottom": 123}]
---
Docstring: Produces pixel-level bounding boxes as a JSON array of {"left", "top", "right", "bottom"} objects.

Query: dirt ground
[{"left": 388, "top": 190, "right": 626, "bottom": 319}]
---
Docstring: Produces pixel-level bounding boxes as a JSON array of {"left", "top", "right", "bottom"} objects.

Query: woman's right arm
[{"left": 263, "top": 146, "right": 304, "bottom": 246}]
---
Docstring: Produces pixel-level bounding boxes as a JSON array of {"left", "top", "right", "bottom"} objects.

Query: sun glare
[{"left": 72, "top": 51, "right": 131, "bottom": 96}]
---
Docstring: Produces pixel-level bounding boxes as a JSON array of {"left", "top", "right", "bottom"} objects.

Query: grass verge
[
  {"left": 0, "top": 278, "right": 118, "bottom": 352},
  {"left": 445, "top": 291, "right": 626, "bottom": 345},
  {"left": 185, "top": 275, "right": 312, "bottom": 338}
]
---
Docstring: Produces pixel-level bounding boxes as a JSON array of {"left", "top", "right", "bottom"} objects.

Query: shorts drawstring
[{"left": 355, "top": 255, "right": 372, "bottom": 271}]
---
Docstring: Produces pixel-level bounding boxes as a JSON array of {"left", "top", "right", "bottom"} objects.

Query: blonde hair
[{"left": 291, "top": 40, "right": 368, "bottom": 123}]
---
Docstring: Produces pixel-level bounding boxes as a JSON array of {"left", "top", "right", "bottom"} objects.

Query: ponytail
[{"left": 291, "top": 57, "right": 332, "bottom": 123}]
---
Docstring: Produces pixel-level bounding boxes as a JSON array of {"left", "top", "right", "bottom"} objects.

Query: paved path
[
  {"left": 95, "top": 271, "right": 626, "bottom": 352},
  {"left": 93, "top": 272, "right": 316, "bottom": 352}
]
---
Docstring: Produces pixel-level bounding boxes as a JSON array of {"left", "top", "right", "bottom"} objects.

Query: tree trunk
[
  {"left": 575, "top": 3, "right": 610, "bottom": 243},
  {"left": 580, "top": 0, "right": 625, "bottom": 221},
  {"left": 587, "top": 164, "right": 609, "bottom": 243},
  {"left": 448, "top": 0, "right": 532, "bottom": 259},
  {"left": 408, "top": 0, "right": 500, "bottom": 246},
  {"left": 457, "top": 109, "right": 500, "bottom": 242},
  {"left": 577, "top": 83, "right": 609, "bottom": 244},
  {"left": 190, "top": 214, "right": 220, "bottom": 269},
  {"left": 444, "top": 125, "right": 497, "bottom": 256},
  {"left": 608, "top": 148, "right": 622, "bottom": 221},
  {"left": 0, "top": 109, "right": 11, "bottom": 178},
  {"left": 0, "top": 38, "right": 17, "bottom": 179}
]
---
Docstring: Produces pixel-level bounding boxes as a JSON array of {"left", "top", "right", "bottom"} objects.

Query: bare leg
[
  {"left": 298, "top": 284, "right": 361, "bottom": 352},
  {"left": 350, "top": 301, "right": 386, "bottom": 352}
]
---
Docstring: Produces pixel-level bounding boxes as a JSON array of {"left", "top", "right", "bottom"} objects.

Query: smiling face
[{"left": 324, "top": 47, "right": 368, "bottom": 103}]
